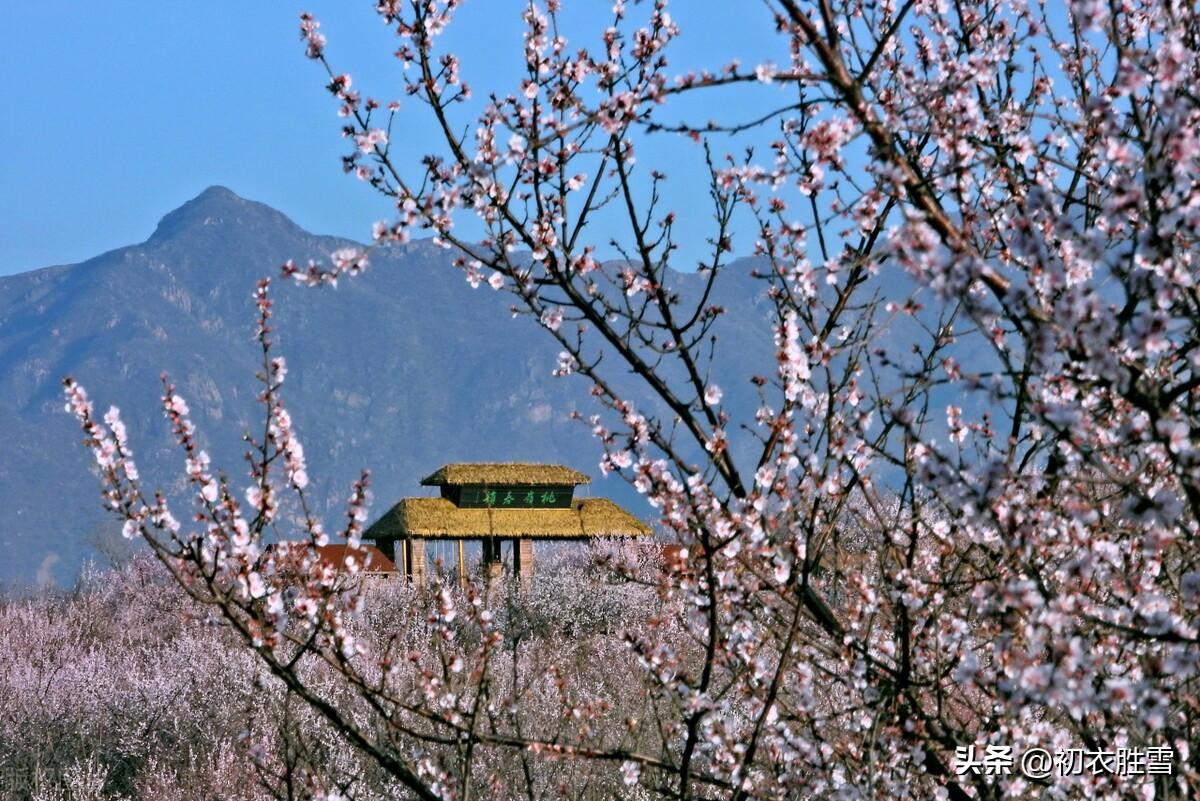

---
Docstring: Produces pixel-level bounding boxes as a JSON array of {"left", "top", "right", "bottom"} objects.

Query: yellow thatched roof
[
  {"left": 420, "top": 462, "right": 591, "bottom": 487},
  {"left": 366, "top": 497, "right": 651, "bottom": 540}
]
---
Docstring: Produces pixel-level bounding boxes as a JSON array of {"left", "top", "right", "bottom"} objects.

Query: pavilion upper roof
[{"left": 419, "top": 462, "right": 591, "bottom": 487}]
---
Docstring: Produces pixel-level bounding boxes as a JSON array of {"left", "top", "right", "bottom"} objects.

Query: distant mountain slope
[
  {"left": 1, "top": 186, "right": 993, "bottom": 587},
  {"left": 0, "top": 187, "right": 777, "bottom": 586}
]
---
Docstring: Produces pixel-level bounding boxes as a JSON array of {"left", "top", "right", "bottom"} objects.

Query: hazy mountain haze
[{"left": 0, "top": 187, "right": 776, "bottom": 587}]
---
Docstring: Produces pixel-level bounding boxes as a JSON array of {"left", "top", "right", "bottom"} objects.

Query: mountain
[
  {"left": 0, "top": 187, "right": 778, "bottom": 587},
  {"left": 1, "top": 186, "right": 996, "bottom": 588}
]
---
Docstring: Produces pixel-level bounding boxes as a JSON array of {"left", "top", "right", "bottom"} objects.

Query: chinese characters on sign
[
  {"left": 954, "top": 745, "right": 1174, "bottom": 779},
  {"left": 456, "top": 484, "right": 571, "bottom": 508}
]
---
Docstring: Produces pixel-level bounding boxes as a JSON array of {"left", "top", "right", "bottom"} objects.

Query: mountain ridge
[
  {"left": 0, "top": 186, "right": 779, "bottom": 587},
  {"left": 3, "top": 185, "right": 985, "bottom": 588}
]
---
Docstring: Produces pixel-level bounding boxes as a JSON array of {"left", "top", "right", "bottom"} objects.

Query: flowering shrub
[
  {"left": 62, "top": 1, "right": 1200, "bottom": 799},
  {"left": 0, "top": 552, "right": 669, "bottom": 800}
]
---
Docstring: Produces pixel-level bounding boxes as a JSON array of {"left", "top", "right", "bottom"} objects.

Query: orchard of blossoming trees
[
  {"left": 61, "top": 0, "right": 1200, "bottom": 799},
  {"left": 0, "top": 550, "right": 667, "bottom": 800}
]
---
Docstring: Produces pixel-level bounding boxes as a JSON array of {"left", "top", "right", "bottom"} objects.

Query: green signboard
[{"left": 448, "top": 484, "right": 574, "bottom": 509}]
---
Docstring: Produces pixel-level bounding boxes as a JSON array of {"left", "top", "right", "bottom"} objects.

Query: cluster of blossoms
[{"left": 2, "top": 550, "right": 675, "bottom": 800}]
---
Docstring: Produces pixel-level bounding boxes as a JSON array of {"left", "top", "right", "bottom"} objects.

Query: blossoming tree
[{"left": 67, "top": 1, "right": 1199, "bottom": 799}]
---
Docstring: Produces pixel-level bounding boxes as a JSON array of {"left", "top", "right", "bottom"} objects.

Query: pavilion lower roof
[{"left": 365, "top": 497, "right": 652, "bottom": 540}]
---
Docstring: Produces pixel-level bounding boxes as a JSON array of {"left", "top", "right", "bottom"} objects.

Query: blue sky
[{"left": 2, "top": 2, "right": 787, "bottom": 277}]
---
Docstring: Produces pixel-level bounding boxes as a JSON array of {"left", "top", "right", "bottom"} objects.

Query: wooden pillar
[
  {"left": 482, "top": 537, "right": 503, "bottom": 579},
  {"left": 513, "top": 538, "right": 534, "bottom": 585},
  {"left": 408, "top": 537, "right": 427, "bottom": 586},
  {"left": 457, "top": 540, "right": 467, "bottom": 589}
]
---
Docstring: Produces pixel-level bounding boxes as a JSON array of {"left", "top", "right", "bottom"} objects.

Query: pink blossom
[{"left": 540, "top": 306, "right": 564, "bottom": 331}]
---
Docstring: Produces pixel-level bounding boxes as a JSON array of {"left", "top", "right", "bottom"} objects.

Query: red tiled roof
[
  {"left": 660, "top": 543, "right": 688, "bottom": 571},
  {"left": 315, "top": 544, "right": 397, "bottom": 574}
]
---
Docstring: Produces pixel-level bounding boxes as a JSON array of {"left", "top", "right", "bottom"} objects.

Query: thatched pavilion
[{"left": 364, "top": 463, "right": 652, "bottom": 584}]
